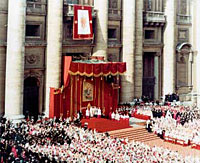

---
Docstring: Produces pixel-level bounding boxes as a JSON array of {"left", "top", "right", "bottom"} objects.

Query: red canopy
[
  {"left": 50, "top": 57, "right": 126, "bottom": 118},
  {"left": 69, "top": 61, "right": 126, "bottom": 77}
]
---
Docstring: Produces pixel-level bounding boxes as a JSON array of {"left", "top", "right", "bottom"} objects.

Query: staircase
[{"left": 108, "top": 127, "right": 160, "bottom": 142}]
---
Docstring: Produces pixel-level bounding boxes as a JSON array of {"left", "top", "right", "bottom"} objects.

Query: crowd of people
[
  {"left": 86, "top": 106, "right": 102, "bottom": 119},
  {"left": 151, "top": 106, "right": 200, "bottom": 147},
  {"left": 1, "top": 116, "right": 198, "bottom": 162},
  {"left": 152, "top": 117, "right": 200, "bottom": 145},
  {"left": 116, "top": 100, "right": 200, "bottom": 149},
  {"left": 117, "top": 102, "right": 200, "bottom": 125}
]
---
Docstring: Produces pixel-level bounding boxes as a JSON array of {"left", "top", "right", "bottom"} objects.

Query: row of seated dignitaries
[
  {"left": 85, "top": 105, "right": 130, "bottom": 125},
  {"left": 85, "top": 106, "right": 102, "bottom": 118},
  {"left": 151, "top": 106, "right": 200, "bottom": 147},
  {"left": 1, "top": 116, "right": 198, "bottom": 162},
  {"left": 116, "top": 103, "right": 199, "bottom": 125}
]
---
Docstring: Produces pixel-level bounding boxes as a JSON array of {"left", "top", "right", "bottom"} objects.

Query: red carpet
[
  {"left": 192, "top": 144, "right": 200, "bottom": 150},
  {"left": 81, "top": 118, "right": 131, "bottom": 132},
  {"left": 132, "top": 113, "right": 150, "bottom": 120}
]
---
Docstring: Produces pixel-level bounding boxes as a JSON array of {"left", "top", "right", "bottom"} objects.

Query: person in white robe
[
  {"left": 86, "top": 108, "right": 90, "bottom": 119},
  {"left": 97, "top": 107, "right": 101, "bottom": 118}
]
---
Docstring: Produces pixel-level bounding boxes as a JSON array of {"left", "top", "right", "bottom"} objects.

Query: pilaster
[{"left": 134, "top": 0, "right": 143, "bottom": 98}]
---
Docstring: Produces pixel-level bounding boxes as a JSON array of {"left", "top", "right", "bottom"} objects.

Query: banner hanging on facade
[{"left": 73, "top": 5, "right": 93, "bottom": 40}]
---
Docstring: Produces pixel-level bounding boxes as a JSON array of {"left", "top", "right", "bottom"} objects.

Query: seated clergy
[
  {"left": 97, "top": 107, "right": 101, "bottom": 118},
  {"left": 94, "top": 107, "right": 98, "bottom": 117},
  {"left": 115, "top": 111, "right": 120, "bottom": 121},
  {"left": 111, "top": 112, "right": 115, "bottom": 120},
  {"left": 86, "top": 108, "right": 90, "bottom": 119},
  {"left": 90, "top": 107, "right": 94, "bottom": 118}
]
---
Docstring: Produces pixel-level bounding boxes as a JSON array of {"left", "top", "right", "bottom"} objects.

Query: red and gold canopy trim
[{"left": 69, "top": 62, "right": 126, "bottom": 77}]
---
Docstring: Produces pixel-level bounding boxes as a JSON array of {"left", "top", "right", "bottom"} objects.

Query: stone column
[
  {"left": 188, "top": 52, "right": 193, "bottom": 88},
  {"left": 194, "top": 0, "right": 200, "bottom": 107},
  {"left": 45, "top": 0, "right": 63, "bottom": 117},
  {"left": 120, "top": 0, "right": 135, "bottom": 103},
  {"left": 0, "top": 47, "right": 6, "bottom": 115},
  {"left": 0, "top": 1, "right": 7, "bottom": 115},
  {"left": 134, "top": 0, "right": 143, "bottom": 98},
  {"left": 5, "top": 0, "right": 26, "bottom": 120},
  {"left": 154, "top": 55, "right": 159, "bottom": 100},
  {"left": 93, "top": 0, "right": 108, "bottom": 60},
  {"left": 163, "top": 0, "right": 176, "bottom": 96}
]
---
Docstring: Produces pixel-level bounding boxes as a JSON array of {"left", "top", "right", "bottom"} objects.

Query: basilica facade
[{"left": 0, "top": 0, "right": 199, "bottom": 120}]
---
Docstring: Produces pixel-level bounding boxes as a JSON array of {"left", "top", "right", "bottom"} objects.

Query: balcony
[
  {"left": 108, "top": 8, "right": 122, "bottom": 20},
  {"left": 26, "top": 1, "right": 46, "bottom": 15},
  {"left": 64, "top": 4, "right": 96, "bottom": 17},
  {"left": 177, "top": 14, "right": 191, "bottom": 25},
  {"left": 143, "top": 11, "right": 166, "bottom": 26}
]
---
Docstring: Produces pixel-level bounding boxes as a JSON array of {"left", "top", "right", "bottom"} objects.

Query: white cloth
[
  {"left": 86, "top": 109, "right": 90, "bottom": 117},
  {"left": 97, "top": 108, "right": 101, "bottom": 116}
]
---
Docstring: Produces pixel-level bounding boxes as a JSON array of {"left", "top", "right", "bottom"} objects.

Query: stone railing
[
  {"left": 108, "top": 8, "right": 122, "bottom": 20},
  {"left": 64, "top": 4, "right": 96, "bottom": 17},
  {"left": 177, "top": 14, "right": 191, "bottom": 25},
  {"left": 143, "top": 11, "right": 166, "bottom": 23},
  {"left": 26, "top": 1, "right": 46, "bottom": 15}
]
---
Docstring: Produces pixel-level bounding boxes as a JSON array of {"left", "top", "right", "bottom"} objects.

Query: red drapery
[
  {"left": 69, "top": 62, "right": 126, "bottom": 77},
  {"left": 63, "top": 56, "right": 72, "bottom": 87},
  {"left": 49, "top": 57, "right": 126, "bottom": 118}
]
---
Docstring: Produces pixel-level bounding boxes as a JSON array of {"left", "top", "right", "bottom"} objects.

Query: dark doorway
[
  {"left": 142, "top": 53, "right": 155, "bottom": 101},
  {"left": 23, "top": 77, "right": 39, "bottom": 121}
]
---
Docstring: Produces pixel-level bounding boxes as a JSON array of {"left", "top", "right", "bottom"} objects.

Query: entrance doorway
[
  {"left": 142, "top": 53, "right": 156, "bottom": 101},
  {"left": 23, "top": 77, "right": 39, "bottom": 120}
]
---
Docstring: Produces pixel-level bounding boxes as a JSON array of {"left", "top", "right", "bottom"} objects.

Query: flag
[{"left": 73, "top": 5, "right": 93, "bottom": 40}]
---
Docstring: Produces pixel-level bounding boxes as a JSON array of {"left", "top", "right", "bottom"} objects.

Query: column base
[
  {"left": 43, "top": 110, "right": 50, "bottom": 119},
  {"left": 4, "top": 114, "right": 25, "bottom": 123}
]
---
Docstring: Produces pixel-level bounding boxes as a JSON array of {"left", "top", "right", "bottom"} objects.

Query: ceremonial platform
[{"left": 81, "top": 118, "right": 131, "bottom": 132}]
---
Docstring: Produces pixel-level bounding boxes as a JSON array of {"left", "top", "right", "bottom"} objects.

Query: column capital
[{"left": 4, "top": 114, "right": 25, "bottom": 122}]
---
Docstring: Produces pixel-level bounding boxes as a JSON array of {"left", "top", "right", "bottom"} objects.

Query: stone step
[
  {"left": 109, "top": 127, "right": 160, "bottom": 143},
  {"left": 129, "top": 137, "right": 160, "bottom": 142},
  {"left": 110, "top": 130, "right": 151, "bottom": 136},
  {"left": 111, "top": 134, "right": 157, "bottom": 140},
  {"left": 109, "top": 128, "right": 146, "bottom": 135},
  {"left": 111, "top": 135, "right": 159, "bottom": 142},
  {"left": 110, "top": 130, "right": 150, "bottom": 137},
  {"left": 108, "top": 127, "right": 142, "bottom": 134}
]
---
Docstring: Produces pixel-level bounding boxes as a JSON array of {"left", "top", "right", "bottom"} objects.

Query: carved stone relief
[
  {"left": 25, "top": 52, "right": 44, "bottom": 69},
  {"left": 108, "top": 53, "right": 117, "bottom": 62}
]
